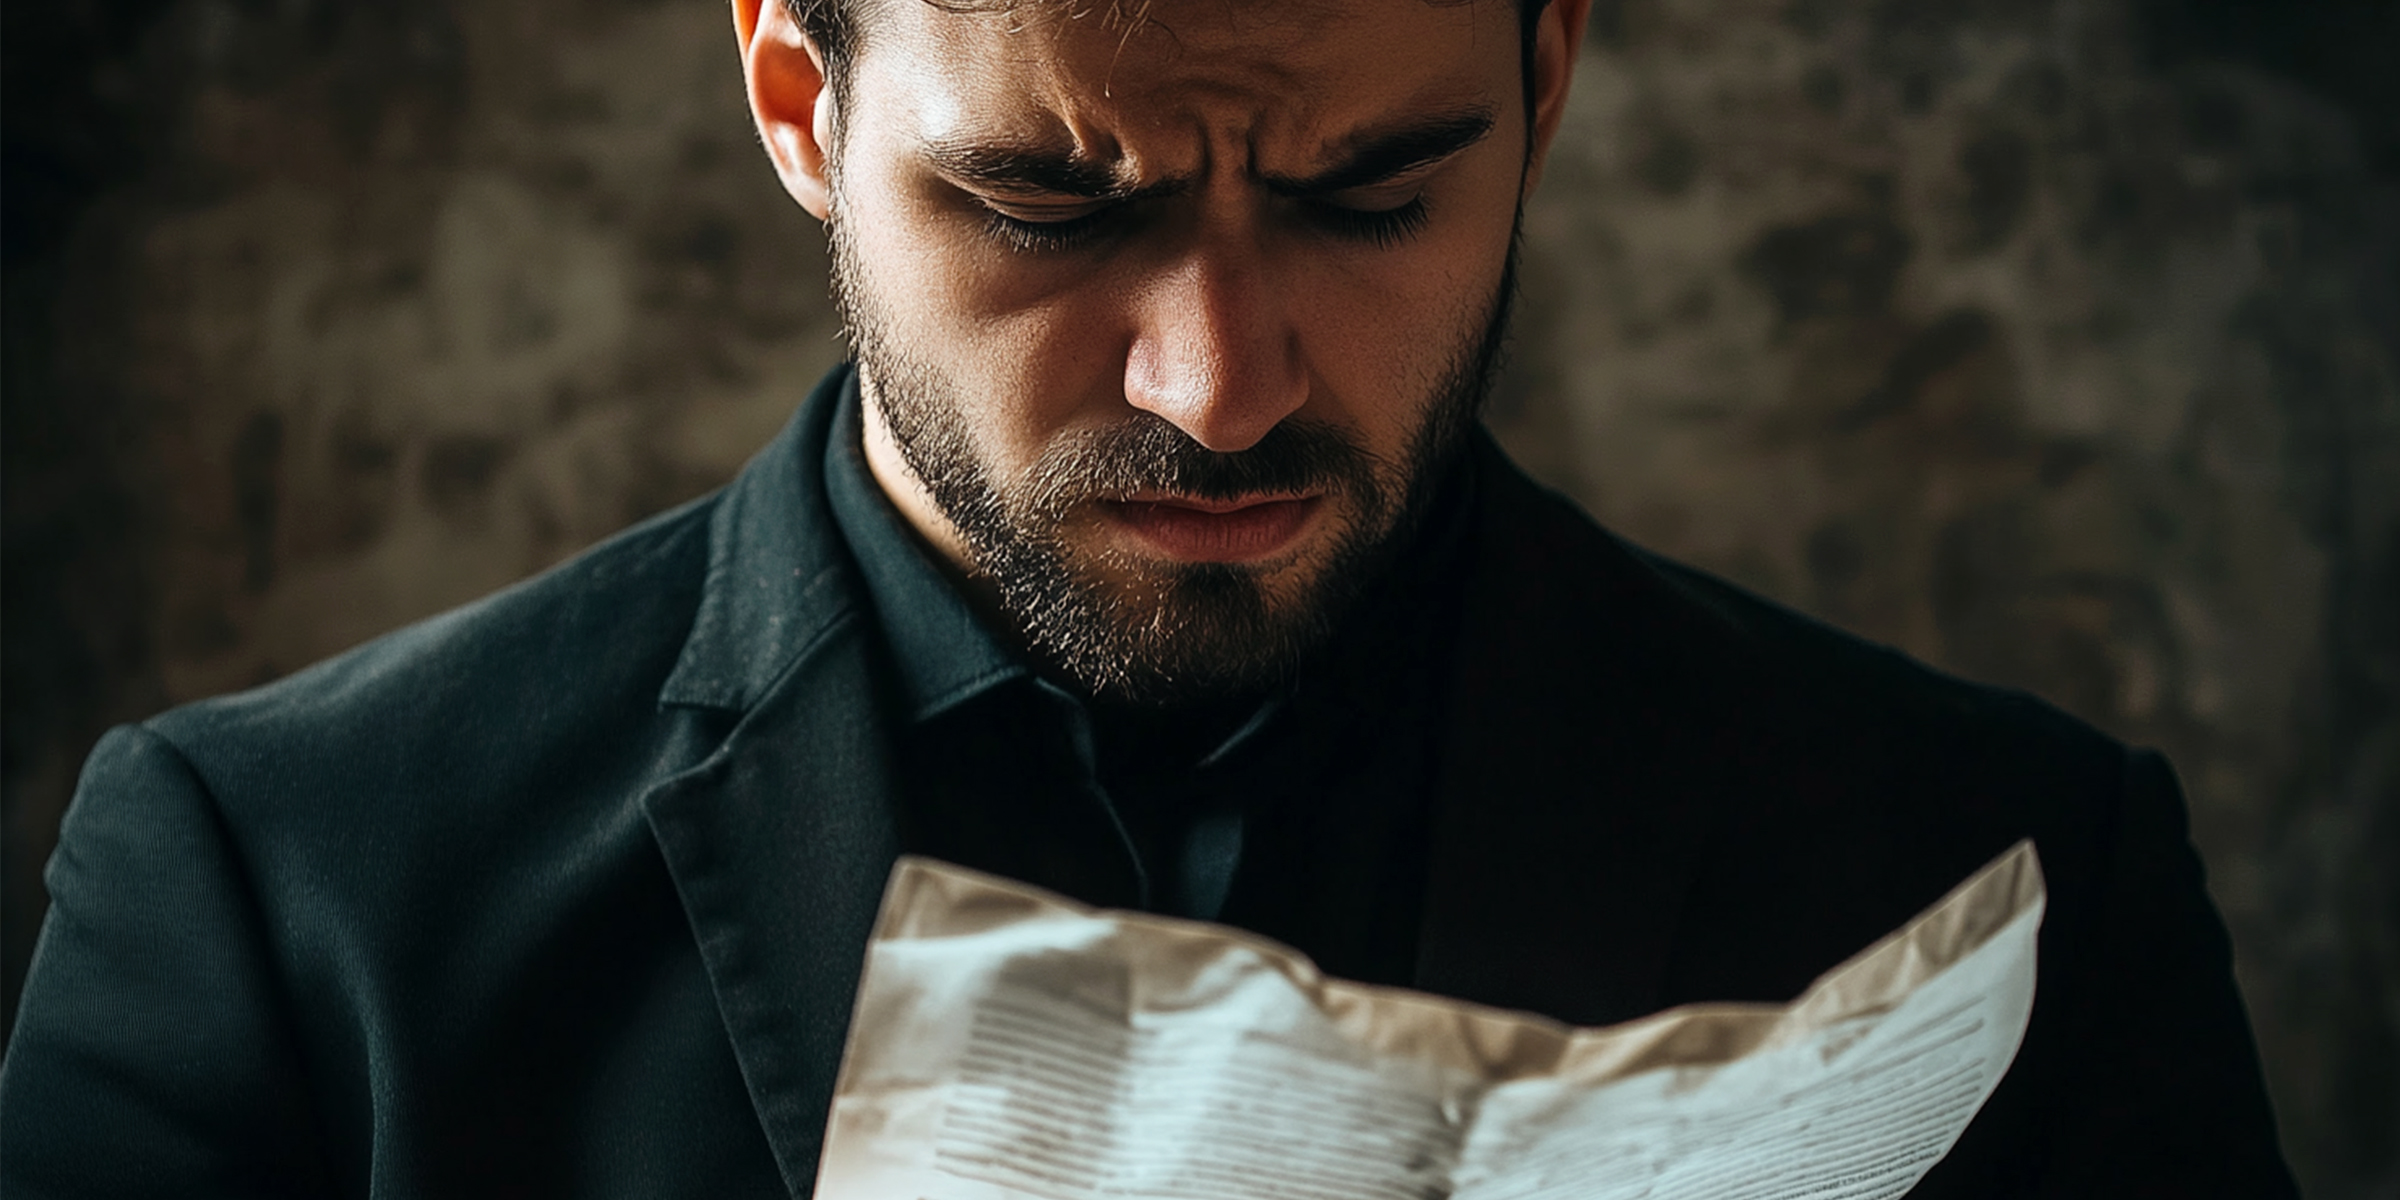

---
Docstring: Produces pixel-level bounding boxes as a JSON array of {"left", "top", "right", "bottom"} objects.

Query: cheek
[
  {"left": 956, "top": 307, "right": 1133, "bottom": 479},
  {"left": 843, "top": 192, "right": 1130, "bottom": 475},
  {"left": 1289, "top": 211, "right": 1514, "bottom": 453}
]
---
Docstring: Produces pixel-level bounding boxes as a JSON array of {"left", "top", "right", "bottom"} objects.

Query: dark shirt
[{"left": 820, "top": 377, "right": 1472, "bottom": 983}]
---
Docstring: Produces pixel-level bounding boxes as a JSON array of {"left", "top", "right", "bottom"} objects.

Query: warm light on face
[{"left": 828, "top": 0, "right": 1532, "bottom": 702}]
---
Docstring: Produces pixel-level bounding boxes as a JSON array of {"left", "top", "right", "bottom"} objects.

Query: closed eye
[
  {"left": 1307, "top": 194, "right": 1431, "bottom": 249},
  {"left": 977, "top": 199, "right": 1121, "bottom": 253},
  {"left": 974, "top": 190, "right": 1433, "bottom": 254}
]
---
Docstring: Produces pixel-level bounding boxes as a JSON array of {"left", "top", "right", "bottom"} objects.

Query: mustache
[{"left": 1020, "top": 414, "right": 1385, "bottom": 517}]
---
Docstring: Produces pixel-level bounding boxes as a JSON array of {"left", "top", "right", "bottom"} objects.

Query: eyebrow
[
  {"left": 921, "top": 105, "right": 1500, "bottom": 202},
  {"left": 922, "top": 141, "right": 1178, "bottom": 202},
  {"left": 1265, "top": 106, "right": 1499, "bottom": 196}
]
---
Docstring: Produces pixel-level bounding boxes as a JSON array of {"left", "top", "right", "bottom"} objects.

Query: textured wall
[{"left": 5, "top": 0, "right": 2394, "bottom": 1193}]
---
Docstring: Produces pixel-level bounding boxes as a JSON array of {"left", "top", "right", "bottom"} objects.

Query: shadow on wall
[{"left": 4, "top": 0, "right": 2395, "bottom": 1195}]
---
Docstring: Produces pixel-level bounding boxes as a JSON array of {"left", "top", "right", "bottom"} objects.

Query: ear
[
  {"left": 732, "top": 0, "right": 836, "bottom": 219},
  {"left": 1524, "top": 0, "right": 1593, "bottom": 190}
]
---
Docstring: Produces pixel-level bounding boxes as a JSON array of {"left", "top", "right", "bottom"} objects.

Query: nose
[{"left": 1121, "top": 239, "right": 1309, "bottom": 454}]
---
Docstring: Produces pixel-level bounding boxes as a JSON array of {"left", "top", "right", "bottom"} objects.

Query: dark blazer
[{"left": 1, "top": 368, "right": 2294, "bottom": 1197}]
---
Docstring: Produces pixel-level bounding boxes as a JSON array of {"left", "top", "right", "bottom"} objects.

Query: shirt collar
[{"left": 822, "top": 375, "right": 1027, "bottom": 722}]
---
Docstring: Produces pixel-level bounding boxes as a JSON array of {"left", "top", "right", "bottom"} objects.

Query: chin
[{"left": 1030, "top": 555, "right": 1343, "bottom": 705}]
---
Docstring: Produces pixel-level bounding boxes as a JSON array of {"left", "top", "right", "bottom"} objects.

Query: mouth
[{"left": 1097, "top": 492, "right": 1325, "bottom": 564}]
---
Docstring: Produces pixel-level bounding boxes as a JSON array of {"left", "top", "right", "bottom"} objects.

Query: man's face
[{"left": 822, "top": 0, "right": 1535, "bottom": 703}]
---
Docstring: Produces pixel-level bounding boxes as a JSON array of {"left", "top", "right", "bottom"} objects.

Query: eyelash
[
  {"left": 978, "top": 195, "right": 1433, "bottom": 254},
  {"left": 1309, "top": 196, "right": 1431, "bottom": 250},
  {"left": 982, "top": 208, "right": 1111, "bottom": 254}
]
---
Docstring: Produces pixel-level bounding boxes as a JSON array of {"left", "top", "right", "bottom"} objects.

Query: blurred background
[{"left": 4, "top": 0, "right": 2393, "bottom": 1191}]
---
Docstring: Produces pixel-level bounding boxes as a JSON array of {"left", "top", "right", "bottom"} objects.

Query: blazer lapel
[
  {"left": 641, "top": 624, "right": 900, "bottom": 1197},
  {"left": 1415, "top": 443, "right": 1732, "bottom": 1028},
  {"left": 637, "top": 367, "right": 904, "bottom": 1195}
]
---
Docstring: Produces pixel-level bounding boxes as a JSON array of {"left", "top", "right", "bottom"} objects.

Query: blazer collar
[
  {"left": 644, "top": 363, "right": 905, "bottom": 1194},
  {"left": 658, "top": 365, "right": 865, "bottom": 713}
]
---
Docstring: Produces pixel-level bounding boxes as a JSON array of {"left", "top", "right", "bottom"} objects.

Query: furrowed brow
[
  {"left": 922, "top": 141, "right": 1185, "bottom": 202},
  {"left": 1265, "top": 107, "right": 1500, "bottom": 196}
]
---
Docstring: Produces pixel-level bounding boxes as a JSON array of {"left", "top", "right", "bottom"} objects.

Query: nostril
[
  {"left": 1123, "top": 343, "right": 1303, "bottom": 454},
  {"left": 1122, "top": 257, "right": 1308, "bottom": 451}
]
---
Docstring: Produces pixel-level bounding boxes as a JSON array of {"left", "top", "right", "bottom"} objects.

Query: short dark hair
[{"left": 783, "top": 0, "right": 1556, "bottom": 117}]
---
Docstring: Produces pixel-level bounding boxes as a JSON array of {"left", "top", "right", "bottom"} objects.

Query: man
[{"left": 0, "top": 0, "right": 2296, "bottom": 1195}]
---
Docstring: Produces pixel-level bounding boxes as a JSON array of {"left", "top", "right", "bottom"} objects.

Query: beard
[{"left": 828, "top": 217, "right": 1519, "bottom": 706}]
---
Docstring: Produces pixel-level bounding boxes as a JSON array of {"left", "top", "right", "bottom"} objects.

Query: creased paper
[{"left": 816, "top": 840, "right": 2044, "bottom": 1200}]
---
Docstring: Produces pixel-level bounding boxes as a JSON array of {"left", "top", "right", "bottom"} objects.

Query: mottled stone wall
[{"left": 5, "top": 0, "right": 2393, "bottom": 1192}]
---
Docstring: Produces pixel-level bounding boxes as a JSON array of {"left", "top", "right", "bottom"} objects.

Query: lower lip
[{"left": 1102, "top": 497, "right": 1322, "bottom": 563}]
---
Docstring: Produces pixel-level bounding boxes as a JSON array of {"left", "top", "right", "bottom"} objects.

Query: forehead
[{"left": 846, "top": 0, "right": 1520, "bottom": 167}]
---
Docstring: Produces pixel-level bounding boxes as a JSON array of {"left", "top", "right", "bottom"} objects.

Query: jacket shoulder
[
  {"left": 1463, "top": 445, "right": 2140, "bottom": 981},
  {"left": 157, "top": 494, "right": 713, "bottom": 744},
  {"left": 1474, "top": 444, "right": 2117, "bottom": 766},
  {"left": 141, "top": 492, "right": 725, "bottom": 856}
]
